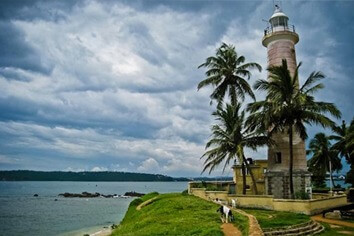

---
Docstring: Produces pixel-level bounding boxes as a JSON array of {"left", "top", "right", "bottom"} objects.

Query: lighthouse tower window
[
  {"left": 279, "top": 17, "right": 288, "bottom": 27},
  {"left": 271, "top": 17, "right": 288, "bottom": 28},
  {"left": 275, "top": 152, "right": 282, "bottom": 164}
]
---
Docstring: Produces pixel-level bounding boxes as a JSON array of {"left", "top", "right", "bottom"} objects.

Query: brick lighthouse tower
[{"left": 262, "top": 5, "right": 311, "bottom": 199}]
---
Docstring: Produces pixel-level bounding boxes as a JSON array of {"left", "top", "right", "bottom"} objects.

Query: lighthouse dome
[
  {"left": 270, "top": 11, "right": 288, "bottom": 20},
  {"left": 269, "top": 6, "right": 289, "bottom": 30}
]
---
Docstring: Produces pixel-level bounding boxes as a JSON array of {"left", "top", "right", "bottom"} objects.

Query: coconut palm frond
[{"left": 197, "top": 43, "right": 261, "bottom": 105}]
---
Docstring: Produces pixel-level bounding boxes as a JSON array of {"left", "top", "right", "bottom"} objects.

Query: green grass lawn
[
  {"left": 318, "top": 223, "right": 354, "bottom": 236},
  {"left": 112, "top": 193, "right": 248, "bottom": 236},
  {"left": 241, "top": 208, "right": 310, "bottom": 229}
]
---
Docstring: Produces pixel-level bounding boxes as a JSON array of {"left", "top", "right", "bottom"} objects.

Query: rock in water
[
  {"left": 33, "top": 194, "right": 39, "bottom": 197},
  {"left": 124, "top": 191, "right": 145, "bottom": 197},
  {"left": 58, "top": 192, "right": 118, "bottom": 198}
]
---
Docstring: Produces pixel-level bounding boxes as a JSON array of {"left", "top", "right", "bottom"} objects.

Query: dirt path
[
  {"left": 221, "top": 223, "right": 242, "bottom": 236},
  {"left": 311, "top": 214, "right": 354, "bottom": 228},
  {"left": 136, "top": 196, "right": 158, "bottom": 211},
  {"left": 234, "top": 209, "right": 264, "bottom": 236}
]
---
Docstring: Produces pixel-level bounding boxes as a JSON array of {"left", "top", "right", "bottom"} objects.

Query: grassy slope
[
  {"left": 242, "top": 208, "right": 310, "bottom": 229},
  {"left": 112, "top": 193, "right": 248, "bottom": 236}
]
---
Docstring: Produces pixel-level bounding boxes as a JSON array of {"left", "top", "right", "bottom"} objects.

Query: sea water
[
  {"left": 0, "top": 181, "right": 188, "bottom": 236},
  {"left": 325, "top": 179, "right": 350, "bottom": 188}
]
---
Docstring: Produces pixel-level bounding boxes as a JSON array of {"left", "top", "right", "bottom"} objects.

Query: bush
[
  {"left": 206, "top": 186, "right": 219, "bottom": 191},
  {"left": 311, "top": 175, "right": 326, "bottom": 188},
  {"left": 181, "top": 189, "right": 188, "bottom": 195},
  {"left": 140, "top": 192, "right": 159, "bottom": 202},
  {"left": 129, "top": 198, "right": 143, "bottom": 207},
  {"left": 191, "top": 182, "right": 204, "bottom": 188},
  {"left": 111, "top": 224, "right": 118, "bottom": 229},
  {"left": 295, "top": 191, "right": 310, "bottom": 200},
  {"left": 205, "top": 185, "right": 227, "bottom": 191},
  {"left": 190, "top": 182, "right": 226, "bottom": 191},
  {"left": 346, "top": 168, "right": 354, "bottom": 186}
]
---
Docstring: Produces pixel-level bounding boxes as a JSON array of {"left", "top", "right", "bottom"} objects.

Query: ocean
[
  {"left": 0, "top": 181, "right": 188, "bottom": 236},
  {"left": 325, "top": 179, "right": 350, "bottom": 188}
]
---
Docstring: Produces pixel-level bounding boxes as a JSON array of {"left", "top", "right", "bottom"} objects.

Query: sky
[{"left": 0, "top": 0, "right": 353, "bottom": 177}]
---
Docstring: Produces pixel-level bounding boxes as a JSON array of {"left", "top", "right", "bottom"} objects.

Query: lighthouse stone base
[{"left": 265, "top": 171, "right": 311, "bottom": 199}]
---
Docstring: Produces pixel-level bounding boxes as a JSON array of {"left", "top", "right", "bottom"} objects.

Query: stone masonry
[{"left": 265, "top": 171, "right": 311, "bottom": 199}]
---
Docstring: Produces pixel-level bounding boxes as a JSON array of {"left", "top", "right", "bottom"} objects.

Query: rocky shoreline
[{"left": 58, "top": 191, "right": 145, "bottom": 198}]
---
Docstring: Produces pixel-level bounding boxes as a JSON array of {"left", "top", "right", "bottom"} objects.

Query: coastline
[
  {"left": 90, "top": 227, "right": 112, "bottom": 236},
  {"left": 58, "top": 224, "right": 113, "bottom": 236},
  {"left": 0, "top": 181, "right": 188, "bottom": 236}
]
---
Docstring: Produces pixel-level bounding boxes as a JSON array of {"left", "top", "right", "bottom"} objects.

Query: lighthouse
[{"left": 262, "top": 5, "right": 311, "bottom": 199}]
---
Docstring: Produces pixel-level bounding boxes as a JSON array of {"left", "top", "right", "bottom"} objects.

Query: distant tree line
[{"left": 0, "top": 170, "right": 190, "bottom": 182}]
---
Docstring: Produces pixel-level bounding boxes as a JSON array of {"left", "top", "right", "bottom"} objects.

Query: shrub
[
  {"left": 206, "top": 185, "right": 226, "bottom": 191},
  {"left": 206, "top": 186, "right": 219, "bottom": 191},
  {"left": 140, "top": 192, "right": 159, "bottom": 202},
  {"left": 191, "top": 182, "right": 204, "bottom": 188},
  {"left": 129, "top": 198, "right": 143, "bottom": 207},
  {"left": 295, "top": 191, "right": 310, "bottom": 200}
]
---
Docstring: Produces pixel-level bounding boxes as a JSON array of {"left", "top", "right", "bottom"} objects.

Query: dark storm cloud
[
  {"left": 0, "top": 22, "right": 52, "bottom": 74},
  {"left": 0, "top": 0, "right": 76, "bottom": 21},
  {"left": 0, "top": 0, "right": 80, "bottom": 74},
  {"left": 0, "top": 0, "right": 352, "bottom": 176}
]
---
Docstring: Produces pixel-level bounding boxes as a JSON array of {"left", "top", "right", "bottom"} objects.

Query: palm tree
[
  {"left": 307, "top": 159, "right": 326, "bottom": 188},
  {"left": 331, "top": 119, "right": 354, "bottom": 186},
  {"left": 307, "top": 133, "right": 342, "bottom": 192},
  {"left": 330, "top": 119, "right": 354, "bottom": 164},
  {"left": 197, "top": 43, "right": 262, "bottom": 105},
  {"left": 247, "top": 59, "right": 341, "bottom": 198},
  {"left": 198, "top": 43, "right": 262, "bottom": 194},
  {"left": 201, "top": 103, "right": 269, "bottom": 194},
  {"left": 348, "top": 120, "right": 354, "bottom": 159}
]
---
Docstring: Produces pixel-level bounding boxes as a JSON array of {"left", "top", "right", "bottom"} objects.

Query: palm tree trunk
[
  {"left": 329, "top": 159, "right": 334, "bottom": 195},
  {"left": 331, "top": 176, "right": 336, "bottom": 190},
  {"left": 289, "top": 127, "right": 294, "bottom": 199},
  {"left": 230, "top": 87, "right": 237, "bottom": 107},
  {"left": 241, "top": 162, "right": 247, "bottom": 195},
  {"left": 346, "top": 152, "right": 352, "bottom": 166},
  {"left": 243, "top": 154, "right": 259, "bottom": 195}
]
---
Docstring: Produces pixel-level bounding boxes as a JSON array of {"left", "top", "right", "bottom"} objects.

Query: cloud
[
  {"left": 0, "top": 22, "right": 52, "bottom": 74},
  {"left": 0, "top": 155, "right": 20, "bottom": 164},
  {"left": 64, "top": 167, "right": 86, "bottom": 172},
  {"left": 91, "top": 166, "right": 108, "bottom": 172},
  {"left": 137, "top": 158, "right": 160, "bottom": 173},
  {"left": 0, "top": 0, "right": 352, "bottom": 176}
]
